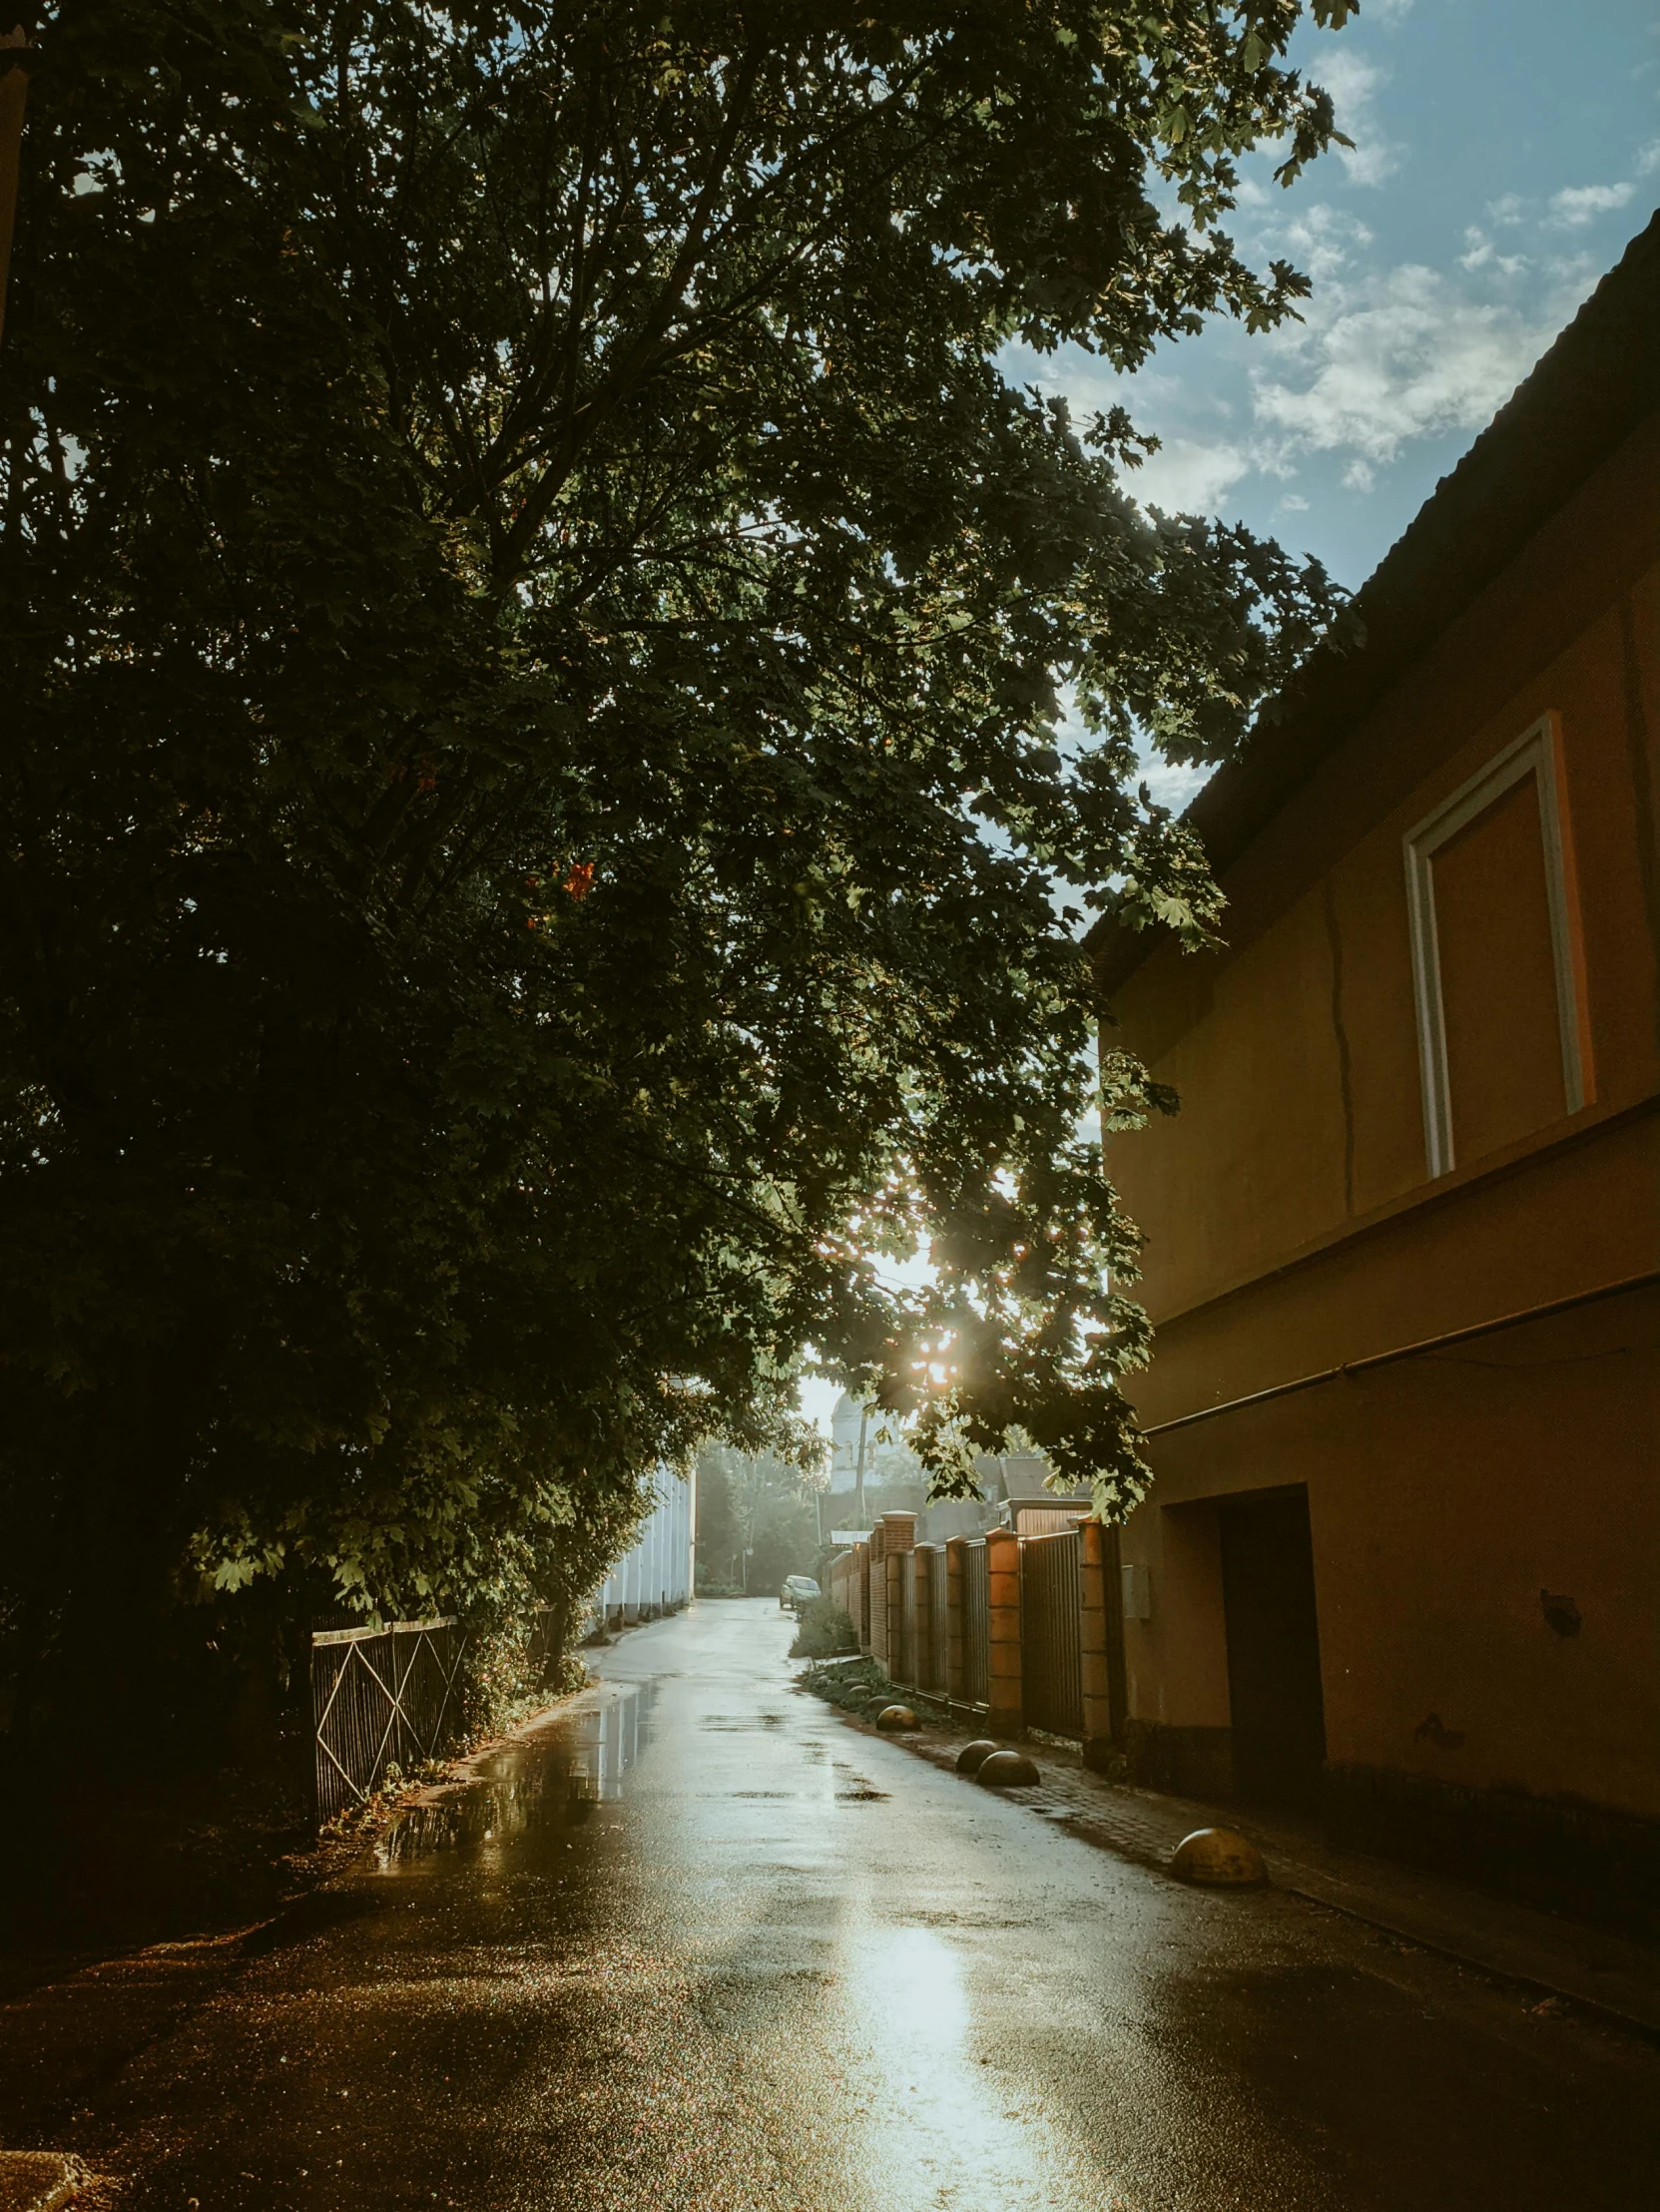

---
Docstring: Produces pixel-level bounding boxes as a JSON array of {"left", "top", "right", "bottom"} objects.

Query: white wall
[{"left": 594, "top": 1468, "right": 696, "bottom": 1621}]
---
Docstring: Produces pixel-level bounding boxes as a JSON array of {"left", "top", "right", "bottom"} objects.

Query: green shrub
[
  {"left": 790, "top": 1597, "right": 859, "bottom": 1660},
  {"left": 801, "top": 1656, "right": 892, "bottom": 1711}
]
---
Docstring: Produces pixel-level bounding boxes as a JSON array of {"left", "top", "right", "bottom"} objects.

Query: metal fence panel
[
  {"left": 311, "top": 1616, "right": 470, "bottom": 1825},
  {"left": 1022, "top": 1529, "right": 1084, "bottom": 1738},
  {"left": 897, "top": 1565, "right": 916, "bottom": 1686},
  {"left": 961, "top": 1540, "right": 989, "bottom": 1708},
  {"left": 924, "top": 1546, "right": 948, "bottom": 1693}
]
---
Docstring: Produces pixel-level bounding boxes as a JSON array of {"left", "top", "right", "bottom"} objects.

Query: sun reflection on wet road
[{"left": 842, "top": 1924, "right": 1090, "bottom": 2209}]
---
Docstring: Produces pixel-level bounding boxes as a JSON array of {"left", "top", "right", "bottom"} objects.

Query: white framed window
[{"left": 1402, "top": 714, "right": 1589, "bottom": 1180}]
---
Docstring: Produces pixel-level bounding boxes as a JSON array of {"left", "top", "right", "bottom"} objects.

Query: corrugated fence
[{"left": 1021, "top": 1528, "right": 1084, "bottom": 1738}]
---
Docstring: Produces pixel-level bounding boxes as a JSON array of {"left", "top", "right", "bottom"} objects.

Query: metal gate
[
  {"left": 923, "top": 1545, "right": 948, "bottom": 1693},
  {"left": 310, "top": 1616, "right": 470, "bottom": 1824},
  {"left": 1022, "top": 1529, "right": 1084, "bottom": 1738},
  {"left": 961, "top": 1539, "right": 989, "bottom": 1707}
]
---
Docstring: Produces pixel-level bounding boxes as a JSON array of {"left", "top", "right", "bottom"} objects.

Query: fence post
[
  {"left": 876, "top": 1510, "right": 915, "bottom": 1678},
  {"left": 985, "top": 1525, "right": 1023, "bottom": 1738},
  {"left": 867, "top": 1523, "right": 887, "bottom": 1667}
]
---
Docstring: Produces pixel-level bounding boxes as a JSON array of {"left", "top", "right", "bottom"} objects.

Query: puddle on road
[{"left": 367, "top": 1684, "right": 647, "bottom": 1870}]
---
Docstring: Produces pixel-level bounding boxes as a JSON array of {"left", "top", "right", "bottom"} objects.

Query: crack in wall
[
  {"left": 1322, "top": 874, "right": 1357, "bottom": 1218},
  {"left": 1618, "top": 592, "right": 1660, "bottom": 1065}
]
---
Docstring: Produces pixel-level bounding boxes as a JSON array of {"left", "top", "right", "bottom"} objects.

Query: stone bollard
[
  {"left": 1170, "top": 1828, "right": 1267, "bottom": 1887},
  {"left": 976, "top": 1748, "right": 1041, "bottom": 1788},
  {"left": 985, "top": 1525, "right": 1023, "bottom": 1739},
  {"left": 0, "top": 2151, "right": 96, "bottom": 2208}
]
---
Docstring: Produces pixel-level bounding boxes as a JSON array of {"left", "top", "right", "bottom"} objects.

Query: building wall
[
  {"left": 1123, "top": 1283, "right": 1659, "bottom": 1819},
  {"left": 1111, "top": 413, "right": 1660, "bottom": 1340},
  {"left": 594, "top": 1469, "right": 696, "bottom": 1622},
  {"left": 1104, "top": 409, "right": 1660, "bottom": 1830}
]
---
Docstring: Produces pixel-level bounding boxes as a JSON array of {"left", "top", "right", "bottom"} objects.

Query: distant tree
[
  {"left": 693, "top": 1454, "right": 741, "bottom": 1592},
  {"left": 0, "top": 3, "right": 1353, "bottom": 1732},
  {"left": 696, "top": 1444, "right": 825, "bottom": 1593}
]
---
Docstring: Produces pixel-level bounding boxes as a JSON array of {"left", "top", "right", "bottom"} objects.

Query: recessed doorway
[{"left": 1218, "top": 1484, "right": 1328, "bottom": 1807}]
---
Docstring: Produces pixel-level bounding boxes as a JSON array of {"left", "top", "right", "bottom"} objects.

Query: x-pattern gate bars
[{"left": 310, "top": 1616, "right": 470, "bottom": 1825}]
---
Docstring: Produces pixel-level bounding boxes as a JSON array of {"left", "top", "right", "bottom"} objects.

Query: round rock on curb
[
  {"left": 954, "top": 1739, "right": 1000, "bottom": 1776},
  {"left": 976, "top": 1749, "right": 1041, "bottom": 1788},
  {"left": 1169, "top": 1827, "right": 1267, "bottom": 1887},
  {"left": 875, "top": 1704, "right": 918, "bottom": 1731}
]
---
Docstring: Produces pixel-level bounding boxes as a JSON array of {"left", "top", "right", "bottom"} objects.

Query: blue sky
[{"left": 1011, "top": 0, "right": 1659, "bottom": 600}]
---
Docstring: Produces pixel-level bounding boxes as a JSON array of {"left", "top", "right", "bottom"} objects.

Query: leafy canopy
[{"left": 0, "top": 2, "right": 1352, "bottom": 1647}]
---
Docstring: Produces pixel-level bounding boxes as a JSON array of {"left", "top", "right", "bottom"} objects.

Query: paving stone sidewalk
[{"left": 825, "top": 1687, "right": 1660, "bottom": 2038}]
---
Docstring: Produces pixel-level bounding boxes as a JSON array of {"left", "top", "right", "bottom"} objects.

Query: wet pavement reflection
[
  {"left": 66, "top": 1602, "right": 1660, "bottom": 2210},
  {"left": 368, "top": 1687, "right": 648, "bottom": 1868}
]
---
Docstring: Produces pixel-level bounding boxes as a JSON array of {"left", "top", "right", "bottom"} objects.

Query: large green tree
[{"left": 0, "top": 2, "right": 1351, "bottom": 1721}]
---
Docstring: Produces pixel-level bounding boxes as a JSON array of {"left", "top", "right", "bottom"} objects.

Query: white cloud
[
  {"left": 1131, "top": 436, "right": 1254, "bottom": 517},
  {"left": 1016, "top": 103, "right": 1647, "bottom": 547},
  {"left": 1138, "top": 756, "right": 1210, "bottom": 816},
  {"left": 1548, "top": 181, "right": 1636, "bottom": 227},
  {"left": 1458, "top": 226, "right": 1529, "bottom": 276},
  {"left": 1252, "top": 262, "right": 1575, "bottom": 473},
  {"left": 1315, "top": 50, "right": 1403, "bottom": 189},
  {"left": 1272, "top": 203, "right": 1375, "bottom": 283}
]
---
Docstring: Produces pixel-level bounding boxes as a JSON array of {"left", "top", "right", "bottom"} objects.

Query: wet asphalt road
[{"left": 72, "top": 1601, "right": 1660, "bottom": 2210}]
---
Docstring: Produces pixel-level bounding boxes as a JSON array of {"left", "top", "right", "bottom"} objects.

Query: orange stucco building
[{"left": 1093, "top": 217, "right": 1659, "bottom": 1920}]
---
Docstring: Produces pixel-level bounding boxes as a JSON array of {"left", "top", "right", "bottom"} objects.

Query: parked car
[{"left": 780, "top": 1575, "right": 821, "bottom": 1614}]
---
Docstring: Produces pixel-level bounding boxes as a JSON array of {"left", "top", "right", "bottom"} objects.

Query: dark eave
[{"left": 1088, "top": 207, "right": 1660, "bottom": 999}]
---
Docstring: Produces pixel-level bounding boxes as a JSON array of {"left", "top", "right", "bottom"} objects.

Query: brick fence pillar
[
  {"left": 878, "top": 1511, "right": 915, "bottom": 1681},
  {"left": 945, "top": 1537, "right": 966, "bottom": 1709},
  {"left": 867, "top": 1524, "right": 887, "bottom": 1667},
  {"left": 985, "top": 1525, "right": 1023, "bottom": 1738},
  {"left": 1078, "top": 1519, "right": 1125, "bottom": 1769}
]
